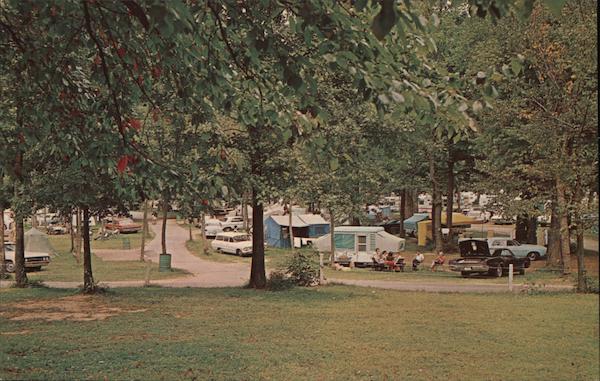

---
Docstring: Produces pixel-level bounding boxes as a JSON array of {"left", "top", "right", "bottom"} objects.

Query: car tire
[
  {"left": 216, "top": 247, "right": 222, "bottom": 253},
  {"left": 527, "top": 252, "right": 539, "bottom": 261},
  {"left": 495, "top": 266, "right": 503, "bottom": 277},
  {"left": 5, "top": 261, "right": 15, "bottom": 273},
  {"left": 236, "top": 249, "right": 242, "bottom": 256},
  {"left": 461, "top": 271, "right": 470, "bottom": 278}
]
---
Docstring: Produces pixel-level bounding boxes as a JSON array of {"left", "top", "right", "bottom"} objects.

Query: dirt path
[{"left": 46, "top": 220, "right": 250, "bottom": 288}]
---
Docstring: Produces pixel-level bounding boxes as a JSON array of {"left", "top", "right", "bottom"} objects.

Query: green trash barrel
[{"left": 159, "top": 253, "right": 172, "bottom": 272}]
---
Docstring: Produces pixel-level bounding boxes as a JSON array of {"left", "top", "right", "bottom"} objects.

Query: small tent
[
  {"left": 264, "top": 214, "right": 330, "bottom": 248},
  {"left": 25, "top": 228, "right": 55, "bottom": 255},
  {"left": 403, "top": 213, "right": 430, "bottom": 236}
]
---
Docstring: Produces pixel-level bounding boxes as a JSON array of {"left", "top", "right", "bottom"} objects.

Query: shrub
[
  {"left": 286, "top": 251, "right": 320, "bottom": 287},
  {"left": 267, "top": 270, "right": 295, "bottom": 291}
]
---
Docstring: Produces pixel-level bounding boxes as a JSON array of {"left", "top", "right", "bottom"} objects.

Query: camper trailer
[{"left": 313, "top": 226, "right": 405, "bottom": 267}]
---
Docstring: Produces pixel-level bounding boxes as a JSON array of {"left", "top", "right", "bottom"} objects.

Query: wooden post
[{"left": 508, "top": 264, "right": 513, "bottom": 291}]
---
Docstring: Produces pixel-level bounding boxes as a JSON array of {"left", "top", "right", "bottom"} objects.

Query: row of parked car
[{"left": 449, "top": 237, "right": 547, "bottom": 278}]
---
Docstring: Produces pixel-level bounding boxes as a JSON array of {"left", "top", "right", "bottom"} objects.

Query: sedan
[{"left": 105, "top": 218, "right": 142, "bottom": 233}]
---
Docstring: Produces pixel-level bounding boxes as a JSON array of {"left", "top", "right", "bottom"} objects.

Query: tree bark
[
  {"left": 14, "top": 214, "right": 27, "bottom": 287},
  {"left": 0, "top": 206, "right": 5, "bottom": 278},
  {"left": 82, "top": 207, "right": 95, "bottom": 293},
  {"left": 249, "top": 188, "right": 266, "bottom": 288},
  {"left": 329, "top": 208, "right": 335, "bottom": 266},
  {"left": 556, "top": 176, "right": 571, "bottom": 274},
  {"left": 575, "top": 218, "right": 587, "bottom": 292},
  {"left": 200, "top": 211, "right": 208, "bottom": 255},
  {"left": 546, "top": 201, "right": 561, "bottom": 268},
  {"left": 515, "top": 216, "right": 529, "bottom": 242},
  {"left": 161, "top": 197, "right": 168, "bottom": 255},
  {"left": 74, "top": 209, "right": 81, "bottom": 264},
  {"left": 188, "top": 217, "right": 193, "bottom": 241},
  {"left": 526, "top": 216, "right": 538, "bottom": 244},
  {"left": 140, "top": 200, "right": 148, "bottom": 262},
  {"left": 242, "top": 192, "right": 249, "bottom": 231},
  {"left": 446, "top": 158, "right": 455, "bottom": 240},
  {"left": 399, "top": 189, "right": 406, "bottom": 238},
  {"left": 429, "top": 153, "right": 442, "bottom": 252},
  {"left": 288, "top": 200, "right": 294, "bottom": 249}
]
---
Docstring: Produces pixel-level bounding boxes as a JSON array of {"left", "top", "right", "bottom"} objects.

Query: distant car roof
[{"left": 216, "top": 232, "right": 251, "bottom": 237}]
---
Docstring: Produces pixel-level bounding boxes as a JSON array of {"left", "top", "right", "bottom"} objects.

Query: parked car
[
  {"left": 3, "top": 242, "right": 51, "bottom": 272},
  {"left": 46, "top": 225, "right": 68, "bottom": 235},
  {"left": 449, "top": 239, "right": 530, "bottom": 278},
  {"left": 486, "top": 237, "right": 547, "bottom": 261},
  {"left": 105, "top": 218, "right": 141, "bottom": 233},
  {"left": 489, "top": 214, "right": 515, "bottom": 225},
  {"left": 211, "top": 232, "right": 252, "bottom": 256},
  {"left": 199, "top": 219, "right": 224, "bottom": 238},
  {"left": 220, "top": 216, "right": 245, "bottom": 231}
]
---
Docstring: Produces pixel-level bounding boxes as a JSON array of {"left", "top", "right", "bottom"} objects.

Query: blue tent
[
  {"left": 265, "top": 214, "right": 330, "bottom": 248},
  {"left": 403, "top": 213, "right": 430, "bottom": 236}
]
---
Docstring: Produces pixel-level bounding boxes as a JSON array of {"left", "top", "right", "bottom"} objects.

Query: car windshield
[{"left": 232, "top": 235, "right": 251, "bottom": 242}]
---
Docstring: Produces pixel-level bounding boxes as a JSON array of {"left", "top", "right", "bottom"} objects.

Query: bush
[
  {"left": 286, "top": 251, "right": 320, "bottom": 287},
  {"left": 267, "top": 270, "right": 295, "bottom": 291}
]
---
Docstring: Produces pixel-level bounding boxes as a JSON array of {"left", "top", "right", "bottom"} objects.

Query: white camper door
[{"left": 355, "top": 234, "right": 370, "bottom": 263}]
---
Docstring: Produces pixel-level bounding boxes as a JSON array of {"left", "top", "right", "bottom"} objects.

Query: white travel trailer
[{"left": 313, "top": 226, "right": 405, "bottom": 267}]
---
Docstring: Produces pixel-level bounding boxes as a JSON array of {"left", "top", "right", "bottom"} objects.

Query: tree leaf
[{"left": 371, "top": 0, "right": 397, "bottom": 40}]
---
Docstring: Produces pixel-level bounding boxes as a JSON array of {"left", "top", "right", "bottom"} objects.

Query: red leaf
[
  {"left": 128, "top": 118, "right": 141, "bottom": 130},
  {"left": 201, "top": 199, "right": 209, "bottom": 206},
  {"left": 117, "top": 47, "right": 126, "bottom": 58},
  {"left": 152, "top": 66, "right": 161, "bottom": 79},
  {"left": 117, "top": 156, "right": 129, "bottom": 173}
]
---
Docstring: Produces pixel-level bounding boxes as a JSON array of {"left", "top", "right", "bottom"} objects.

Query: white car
[
  {"left": 211, "top": 232, "right": 252, "bottom": 256},
  {"left": 3, "top": 242, "right": 51, "bottom": 272},
  {"left": 203, "top": 219, "right": 224, "bottom": 238},
  {"left": 221, "top": 216, "right": 245, "bottom": 231}
]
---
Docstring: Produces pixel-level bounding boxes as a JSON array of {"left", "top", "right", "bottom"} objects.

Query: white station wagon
[{"left": 211, "top": 232, "right": 252, "bottom": 256}]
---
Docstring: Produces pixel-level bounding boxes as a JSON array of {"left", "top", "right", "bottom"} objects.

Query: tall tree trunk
[
  {"left": 69, "top": 217, "right": 75, "bottom": 253},
  {"left": 446, "top": 158, "right": 455, "bottom": 240},
  {"left": 249, "top": 188, "right": 266, "bottom": 288},
  {"left": 31, "top": 208, "right": 38, "bottom": 228},
  {"left": 515, "top": 215, "right": 529, "bottom": 242},
  {"left": 242, "top": 192, "right": 249, "bottom": 231},
  {"left": 546, "top": 201, "right": 561, "bottom": 268},
  {"left": 188, "top": 217, "right": 193, "bottom": 241},
  {"left": 14, "top": 214, "right": 27, "bottom": 287},
  {"left": 161, "top": 197, "right": 168, "bottom": 255},
  {"left": 575, "top": 217, "right": 587, "bottom": 292},
  {"left": 429, "top": 153, "right": 442, "bottom": 252},
  {"left": 405, "top": 189, "right": 414, "bottom": 218},
  {"left": 556, "top": 176, "right": 571, "bottom": 274},
  {"left": 140, "top": 200, "right": 148, "bottom": 262},
  {"left": 82, "top": 207, "right": 95, "bottom": 293},
  {"left": 329, "top": 208, "right": 335, "bottom": 266},
  {"left": 526, "top": 216, "right": 538, "bottom": 244},
  {"left": 13, "top": 147, "right": 27, "bottom": 287},
  {"left": 288, "top": 200, "right": 294, "bottom": 249},
  {"left": 0, "top": 205, "right": 5, "bottom": 278},
  {"left": 74, "top": 209, "right": 81, "bottom": 264},
  {"left": 200, "top": 211, "right": 207, "bottom": 255},
  {"left": 399, "top": 189, "right": 406, "bottom": 238}
]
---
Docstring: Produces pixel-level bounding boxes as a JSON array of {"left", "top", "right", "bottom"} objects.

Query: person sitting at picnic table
[
  {"left": 412, "top": 251, "right": 425, "bottom": 271},
  {"left": 384, "top": 251, "right": 396, "bottom": 271},
  {"left": 430, "top": 251, "right": 446, "bottom": 271},
  {"left": 372, "top": 248, "right": 382, "bottom": 262}
]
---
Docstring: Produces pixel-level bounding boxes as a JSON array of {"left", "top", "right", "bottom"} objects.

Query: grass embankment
[{"left": 0, "top": 286, "right": 597, "bottom": 380}]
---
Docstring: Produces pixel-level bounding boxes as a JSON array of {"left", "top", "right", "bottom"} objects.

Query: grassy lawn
[
  {"left": 0, "top": 286, "right": 597, "bottom": 380},
  {"left": 1, "top": 231, "right": 188, "bottom": 283},
  {"left": 46, "top": 229, "right": 154, "bottom": 252}
]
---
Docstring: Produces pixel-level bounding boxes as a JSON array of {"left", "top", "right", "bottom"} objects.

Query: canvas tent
[
  {"left": 403, "top": 213, "right": 430, "bottom": 236},
  {"left": 264, "top": 214, "right": 330, "bottom": 248},
  {"left": 25, "top": 228, "right": 55, "bottom": 255},
  {"left": 417, "top": 213, "right": 485, "bottom": 246}
]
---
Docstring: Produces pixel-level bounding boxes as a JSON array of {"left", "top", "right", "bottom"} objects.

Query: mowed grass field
[{"left": 0, "top": 286, "right": 597, "bottom": 380}]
